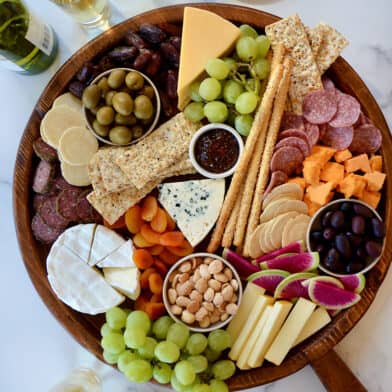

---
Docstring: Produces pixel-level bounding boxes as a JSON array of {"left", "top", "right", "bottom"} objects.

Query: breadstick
[
  {"left": 222, "top": 188, "right": 243, "bottom": 248},
  {"left": 270, "top": 43, "right": 286, "bottom": 71},
  {"left": 243, "top": 56, "right": 294, "bottom": 256},
  {"left": 207, "top": 64, "right": 284, "bottom": 253}
]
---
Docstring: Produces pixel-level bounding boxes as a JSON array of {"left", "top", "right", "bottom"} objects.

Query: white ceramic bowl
[
  {"left": 188, "top": 123, "right": 244, "bottom": 179},
  {"left": 162, "top": 252, "right": 243, "bottom": 332}
]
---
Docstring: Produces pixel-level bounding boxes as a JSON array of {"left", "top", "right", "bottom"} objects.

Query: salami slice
[
  {"left": 322, "top": 77, "right": 336, "bottom": 92},
  {"left": 32, "top": 160, "right": 55, "bottom": 194},
  {"left": 275, "top": 136, "right": 310, "bottom": 157},
  {"left": 270, "top": 146, "right": 304, "bottom": 176},
  {"left": 321, "top": 125, "right": 354, "bottom": 150},
  {"left": 76, "top": 191, "right": 94, "bottom": 222},
  {"left": 280, "top": 111, "right": 305, "bottom": 131},
  {"left": 349, "top": 124, "right": 382, "bottom": 153},
  {"left": 57, "top": 188, "right": 83, "bottom": 221},
  {"left": 319, "top": 123, "right": 328, "bottom": 139},
  {"left": 33, "top": 137, "right": 58, "bottom": 162},
  {"left": 53, "top": 175, "right": 74, "bottom": 192},
  {"left": 304, "top": 122, "right": 320, "bottom": 146},
  {"left": 303, "top": 90, "right": 337, "bottom": 124},
  {"left": 329, "top": 92, "right": 361, "bottom": 127},
  {"left": 354, "top": 112, "right": 372, "bottom": 127},
  {"left": 32, "top": 213, "right": 62, "bottom": 244},
  {"left": 264, "top": 171, "right": 288, "bottom": 196},
  {"left": 40, "top": 197, "right": 69, "bottom": 230},
  {"left": 278, "top": 129, "right": 311, "bottom": 148},
  {"left": 33, "top": 194, "right": 47, "bottom": 212}
]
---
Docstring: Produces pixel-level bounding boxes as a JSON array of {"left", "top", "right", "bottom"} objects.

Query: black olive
[
  {"left": 323, "top": 227, "right": 336, "bottom": 241},
  {"left": 352, "top": 215, "right": 365, "bottom": 235},
  {"left": 335, "top": 234, "right": 352, "bottom": 258},
  {"left": 371, "top": 218, "right": 385, "bottom": 238},
  {"left": 330, "top": 210, "right": 345, "bottom": 230},
  {"left": 353, "top": 203, "right": 374, "bottom": 218},
  {"left": 321, "top": 211, "right": 333, "bottom": 228}
]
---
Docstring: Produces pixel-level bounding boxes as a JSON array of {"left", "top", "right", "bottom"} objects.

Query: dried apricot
[
  {"left": 160, "top": 249, "right": 180, "bottom": 265},
  {"left": 145, "top": 302, "right": 166, "bottom": 320},
  {"left": 165, "top": 211, "right": 176, "bottom": 231},
  {"left": 160, "top": 231, "right": 185, "bottom": 247},
  {"left": 141, "top": 195, "right": 158, "bottom": 222},
  {"left": 125, "top": 205, "right": 143, "bottom": 234},
  {"left": 133, "top": 249, "right": 154, "bottom": 269},
  {"left": 151, "top": 208, "right": 168, "bottom": 233},
  {"left": 134, "top": 294, "right": 149, "bottom": 311},
  {"left": 150, "top": 244, "right": 164, "bottom": 255},
  {"left": 154, "top": 258, "right": 168, "bottom": 276},
  {"left": 167, "top": 239, "right": 193, "bottom": 256},
  {"left": 140, "top": 267, "right": 157, "bottom": 289},
  {"left": 141, "top": 223, "right": 161, "bottom": 244},
  {"left": 133, "top": 232, "right": 154, "bottom": 248},
  {"left": 148, "top": 273, "right": 163, "bottom": 294},
  {"left": 104, "top": 215, "right": 125, "bottom": 229},
  {"left": 150, "top": 293, "right": 163, "bottom": 303}
]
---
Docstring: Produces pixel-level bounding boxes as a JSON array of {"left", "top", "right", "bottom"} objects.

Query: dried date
[
  {"left": 76, "top": 62, "right": 95, "bottom": 83},
  {"left": 97, "top": 56, "right": 115, "bottom": 73},
  {"left": 139, "top": 23, "right": 166, "bottom": 44},
  {"left": 68, "top": 80, "right": 84, "bottom": 98},
  {"left": 168, "top": 36, "right": 181, "bottom": 51},
  {"left": 159, "top": 90, "right": 178, "bottom": 118},
  {"left": 160, "top": 42, "right": 179, "bottom": 67},
  {"left": 108, "top": 46, "right": 138, "bottom": 62},
  {"left": 166, "top": 69, "right": 178, "bottom": 99},
  {"left": 133, "top": 49, "right": 152, "bottom": 70},
  {"left": 124, "top": 30, "right": 149, "bottom": 49},
  {"left": 145, "top": 52, "right": 162, "bottom": 77}
]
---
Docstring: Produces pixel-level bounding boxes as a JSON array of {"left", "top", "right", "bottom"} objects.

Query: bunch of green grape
[
  {"left": 101, "top": 307, "right": 236, "bottom": 391},
  {"left": 184, "top": 24, "right": 271, "bottom": 136}
]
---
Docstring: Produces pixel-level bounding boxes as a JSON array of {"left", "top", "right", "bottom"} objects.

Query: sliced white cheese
[
  {"left": 97, "top": 240, "right": 135, "bottom": 268},
  {"left": 53, "top": 93, "right": 82, "bottom": 112},
  {"left": 158, "top": 179, "right": 225, "bottom": 247},
  {"left": 103, "top": 267, "right": 141, "bottom": 300}
]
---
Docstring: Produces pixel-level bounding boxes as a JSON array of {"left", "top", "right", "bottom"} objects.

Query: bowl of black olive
[{"left": 307, "top": 199, "right": 386, "bottom": 276}]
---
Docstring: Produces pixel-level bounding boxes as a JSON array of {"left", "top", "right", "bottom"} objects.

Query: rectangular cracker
[
  {"left": 265, "top": 14, "right": 323, "bottom": 114},
  {"left": 115, "top": 113, "right": 200, "bottom": 190},
  {"left": 87, "top": 154, "right": 108, "bottom": 198},
  {"left": 306, "top": 24, "right": 324, "bottom": 59}
]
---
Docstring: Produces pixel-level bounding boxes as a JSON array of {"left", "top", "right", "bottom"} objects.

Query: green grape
[
  {"left": 236, "top": 36, "right": 258, "bottom": 61},
  {"left": 209, "top": 379, "right": 229, "bottom": 392},
  {"left": 205, "top": 58, "right": 230, "bottom": 80},
  {"left": 137, "top": 336, "right": 157, "bottom": 359},
  {"left": 152, "top": 315, "right": 174, "bottom": 340},
  {"left": 155, "top": 340, "right": 181, "bottom": 363},
  {"left": 184, "top": 102, "right": 205, "bottom": 122},
  {"left": 222, "top": 57, "right": 237, "bottom": 72},
  {"left": 252, "top": 58, "right": 270, "bottom": 80},
  {"left": 101, "top": 332, "right": 125, "bottom": 354},
  {"left": 124, "top": 327, "right": 146, "bottom": 349},
  {"left": 187, "top": 355, "right": 208, "bottom": 374},
  {"left": 199, "top": 78, "right": 221, "bottom": 101},
  {"left": 186, "top": 334, "right": 208, "bottom": 355},
  {"left": 167, "top": 323, "right": 190, "bottom": 349},
  {"left": 171, "top": 373, "right": 188, "bottom": 392},
  {"left": 106, "top": 307, "right": 127, "bottom": 330},
  {"left": 124, "top": 359, "right": 153, "bottom": 383},
  {"left": 239, "top": 24, "right": 258, "bottom": 39},
  {"left": 208, "top": 330, "right": 231, "bottom": 352},
  {"left": 189, "top": 81, "right": 203, "bottom": 102},
  {"left": 102, "top": 349, "right": 120, "bottom": 365},
  {"left": 204, "top": 101, "right": 228, "bottom": 123},
  {"left": 211, "top": 360, "right": 236, "bottom": 381},
  {"left": 256, "top": 35, "right": 271, "bottom": 58},
  {"left": 126, "top": 310, "right": 151, "bottom": 334},
  {"left": 175, "top": 360, "right": 196, "bottom": 386},
  {"left": 100, "top": 323, "right": 119, "bottom": 337},
  {"left": 153, "top": 362, "right": 172, "bottom": 384},
  {"left": 235, "top": 91, "right": 258, "bottom": 114},
  {"left": 117, "top": 350, "right": 139, "bottom": 373},
  {"left": 223, "top": 80, "right": 244, "bottom": 104},
  {"left": 204, "top": 347, "right": 221, "bottom": 362},
  {"left": 192, "top": 384, "right": 211, "bottom": 392},
  {"left": 234, "top": 114, "right": 253, "bottom": 136}
]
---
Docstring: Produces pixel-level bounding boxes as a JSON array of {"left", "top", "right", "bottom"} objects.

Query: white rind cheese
[
  {"left": 97, "top": 240, "right": 135, "bottom": 268},
  {"left": 158, "top": 179, "right": 225, "bottom": 247},
  {"left": 103, "top": 267, "right": 141, "bottom": 300}
]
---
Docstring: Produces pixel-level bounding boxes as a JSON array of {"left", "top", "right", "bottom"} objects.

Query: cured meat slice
[
  {"left": 349, "top": 124, "right": 382, "bottom": 154},
  {"left": 278, "top": 129, "right": 311, "bottom": 148},
  {"left": 280, "top": 111, "right": 305, "bottom": 131},
  {"left": 33, "top": 194, "right": 47, "bottom": 212},
  {"left": 329, "top": 92, "right": 361, "bottom": 127},
  {"left": 319, "top": 123, "right": 328, "bottom": 139},
  {"left": 321, "top": 125, "right": 354, "bottom": 150},
  {"left": 56, "top": 188, "right": 83, "bottom": 221},
  {"left": 40, "top": 197, "right": 69, "bottom": 230},
  {"left": 270, "top": 146, "right": 304, "bottom": 176},
  {"left": 264, "top": 171, "right": 288, "bottom": 195},
  {"left": 32, "top": 160, "right": 55, "bottom": 194},
  {"left": 322, "top": 77, "right": 336, "bottom": 92},
  {"left": 33, "top": 137, "right": 58, "bottom": 162},
  {"left": 53, "top": 175, "right": 74, "bottom": 192},
  {"left": 303, "top": 90, "right": 337, "bottom": 124},
  {"left": 275, "top": 136, "right": 310, "bottom": 157},
  {"left": 32, "top": 213, "right": 62, "bottom": 244},
  {"left": 304, "top": 122, "right": 320, "bottom": 146},
  {"left": 76, "top": 191, "right": 95, "bottom": 222},
  {"left": 354, "top": 112, "right": 372, "bottom": 127}
]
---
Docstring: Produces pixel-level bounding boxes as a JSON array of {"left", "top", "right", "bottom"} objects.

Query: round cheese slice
[
  {"left": 58, "top": 126, "right": 99, "bottom": 166},
  {"left": 61, "top": 161, "right": 91, "bottom": 187},
  {"left": 53, "top": 93, "right": 82, "bottom": 112}
]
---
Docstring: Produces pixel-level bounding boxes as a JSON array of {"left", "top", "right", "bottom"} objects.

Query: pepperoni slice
[
  {"left": 32, "top": 213, "right": 62, "bottom": 244},
  {"left": 349, "top": 124, "right": 382, "bottom": 153},
  {"left": 303, "top": 90, "right": 338, "bottom": 125},
  {"left": 264, "top": 171, "right": 288, "bottom": 196},
  {"left": 329, "top": 92, "right": 361, "bottom": 127},
  {"left": 275, "top": 136, "right": 310, "bottom": 157},
  {"left": 304, "top": 122, "right": 320, "bottom": 146},
  {"left": 40, "top": 197, "right": 69, "bottom": 230},
  {"left": 280, "top": 111, "right": 305, "bottom": 131},
  {"left": 321, "top": 125, "right": 354, "bottom": 150},
  {"left": 278, "top": 129, "right": 311, "bottom": 148},
  {"left": 270, "top": 146, "right": 304, "bottom": 176}
]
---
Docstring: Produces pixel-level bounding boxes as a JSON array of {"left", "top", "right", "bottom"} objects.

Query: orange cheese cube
[
  {"left": 344, "top": 154, "right": 371, "bottom": 173},
  {"left": 337, "top": 173, "right": 367, "bottom": 198},
  {"left": 304, "top": 193, "right": 322, "bottom": 216},
  {"left": 364, "top": 171, "right": 386, "bottom": 192},
  {"left": 320, "top": 162, "right": 345, "bottom": 187},
  {"left": 370, "top": 155, "right": 383, "bottom": 172},
  {"left": 333, "top": 149, "right": 352, "bottom": 163},
  {"left": 306, "top": 181, "right": 335, "bottom": 205},
  {"left": 359, "top": 190, "right": 381, "bottom": 209},
  {"left": 307, "top": 145, "right": 336, "bottom": 166},
  {"left": 303, "top": 160, "right": 322, "bottom": 185},
  {"left": 287, "top": 177, "right": 306, "bottom": 190}
]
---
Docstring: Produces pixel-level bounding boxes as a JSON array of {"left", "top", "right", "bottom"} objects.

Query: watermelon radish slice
[
  {"left": 260, "top": 252, "right": 319, "bottom": 273},
  {"left": 274, "top": 272, "right": 317, "bottom": 299},
  {"left": 256, "top": 240, "right": 304, "bottom": 262},
  {"left": 308, "top": 280, "right": 361, "bottom": 310},
  {"left": 338, "top": 274, "right": 366, "bottom": 293},
  {"left": 302, "top": 276, "right": 344, "bottom": 289},
  {"left": 247, "top": 269, "right": 290, "bottom": 293},
  {"left": 275, "top": 252, "right": 297, "bottom": 259},
  {"left": 222, "top": 248, "right": 259, "bottom": 278}
]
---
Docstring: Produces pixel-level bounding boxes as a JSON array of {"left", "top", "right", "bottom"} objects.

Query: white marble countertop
[{"left": 1, "top": 0, "right": 391, "bottom": 391}]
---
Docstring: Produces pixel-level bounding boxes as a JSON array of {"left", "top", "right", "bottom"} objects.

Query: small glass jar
[{"left": 49, "top": 368, "right": 101, "bottom": 392}]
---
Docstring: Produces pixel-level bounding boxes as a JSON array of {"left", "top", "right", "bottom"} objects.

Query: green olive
[
  {"left": 89, "top": 104, "right": 101, "bottom": 115},
  {"left": 97, "top": 77, "right": 110, "bottom": 96},
  {"left": 105, "top": 90, "right": 116, "bottom": 106},
  {"left": 132, "top": 125, "right": 144, "bottom": 139},
  {"left": 108, "top": 69, "right": 126, "bottom": 89},
  {"left": 125, "top": 71, "right": 144, "bottom": 90},
  {"left": 134, "top": 95, "right": 154, "bottom": 120},
  {"left": 112, "top": 92, "right": 134, "bottom": 116},
  {"left": 139, "top": 85, "right": 155, "bottom": 100},
  {"left": 115, "top": 113, "right": 137, "bottom": 126},
  {"left": 109, "top": 126, "right": 133, "bottom": 145},
  {"left": 82, "top": 84, "right": 101, "bottom": 109},
  {"left": 96, "top": 106, "right": 115, "bottom": 125},
  {"left": 92, "top": 119, "right": 109, "bottom": 137}
]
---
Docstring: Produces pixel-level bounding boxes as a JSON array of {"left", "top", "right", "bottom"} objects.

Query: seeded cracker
[
  {"left": 265, "top": 14, "right": 323, "bottom": 114},
  {"left": 87, "top": 154, "right": 108, "bottom": 198},
  {"left": 306, "top": 24, "right": 324, "bottom": 59}
]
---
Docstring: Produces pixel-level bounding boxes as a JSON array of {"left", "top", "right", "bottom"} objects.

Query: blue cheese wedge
[{"left": 158, "top": 179, "right": 225, "bottom": 247}]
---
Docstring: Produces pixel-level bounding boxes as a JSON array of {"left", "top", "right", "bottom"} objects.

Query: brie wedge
[
  {"left": 97, "top": 240, "right": 135, "bottom": 268},
  {"left": 103, "top": 267, "right": 141, "bottom": 300}
]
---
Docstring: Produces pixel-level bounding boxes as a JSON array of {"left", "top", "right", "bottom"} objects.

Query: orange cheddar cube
[
  {"left": 287, "top": 177, "right": 306, "bottom": 190},
  {"left": 304, "top": 193, "right": 322, "bottom": 216},
  {"left": 303, "top": 160, "right": 322, "bottom": 185},
  {"left": 307, "top": 145, "right": 336, "bottom": 166},
  {"left": 370, "top": 155, "right": 383, "bottom": 172},
  {"left": 333, "top": 149, "right": 352, "bottom": 163},
  {"left": 337, "top": 174, "right": 367, "bottom": 198},
  {"left": 364, "top": 171, "right": 386, "bottom": 192},
  {"left": 320, "top": 162, "right": 345, "bottom": 187},
  {"left": 344, "top": 154, "right": 371, "bottom": 173},
  {"left": 306, "top": 181, "right": 335, "bottom": 205},
  {"left": 359, "top": 190, "right": 381, "bottom": 209}
]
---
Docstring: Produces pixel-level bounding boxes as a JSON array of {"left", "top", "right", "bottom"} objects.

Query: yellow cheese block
[
  {"left": 229, "top": 295, "right": 274, "bottom": 361},
  {"left": 227, "top": 283, "right": 265, "bottom": 342},
  {"left": 265, "top": 298, "right": 316, "bottom": 366},
  {"left": 293, "top": 307, "right": 331, "bottom": 347},
  {"left": 177, "top": 7, "right": 241, "bottom": 109},
  {"left": 247, "top": 301, "right": 293, "bottom": 368}
]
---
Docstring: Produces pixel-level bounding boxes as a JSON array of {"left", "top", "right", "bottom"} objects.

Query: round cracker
[
  {"left": 249, "top": 223, "right": 266, "bottom": 259},
  {"left": 260, "top": 199, "right": 308, "bottom": 223},
  {"left": 282, "top": 214, "right": 311, "bottom": 247},
  {"left": 259, "top": 220, "right": 275, "bottom": 254},
  {"left": 53, "top": 93, "right": 82, "bottom": 112},
  {"left": 61, "top": 161, "right": 91, "bottom": 187},
  {"left": 262, "top": 183, "right": 303, "bottom": 210},
  {"left": 268, "top": 211, "right": 300, "bottom": 249}
]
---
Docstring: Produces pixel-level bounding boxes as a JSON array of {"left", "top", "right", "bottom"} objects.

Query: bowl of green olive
[{"left": 82, "top": 68, "right": 161, "bottom": 146}]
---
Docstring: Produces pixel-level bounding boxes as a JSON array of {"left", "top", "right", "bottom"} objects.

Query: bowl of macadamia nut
[{"left": 163, "top": 252, "right": 243, "bottom": 332}]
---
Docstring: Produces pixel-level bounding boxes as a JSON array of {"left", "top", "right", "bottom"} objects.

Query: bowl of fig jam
[
  {"left": 307, "top": 199, "right": 386, "bottom": 276},
  {"left": 189, "top": 123, "right": 243, "bottom": 179}
]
